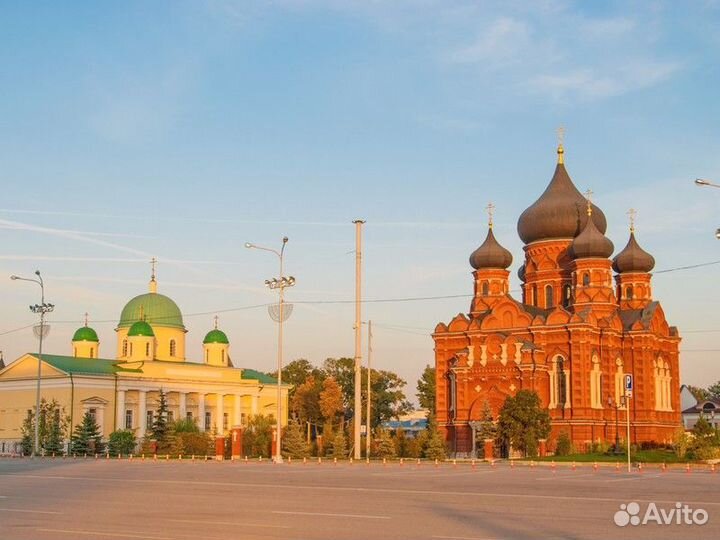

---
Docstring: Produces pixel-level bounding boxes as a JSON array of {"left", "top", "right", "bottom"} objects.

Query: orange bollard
[
  {"left": 551, "top": 460, "right": 556, "bottom": 473},
  {"left": 434, "top": 458, "right": 439, "bottom": 467},
  {"left": 593, "top": 462, "right": 598, "bottom": 473},
  {"left": 491, "top": 459, "right": 496, "bottom": 468},
  {"left": 400, "top": 458, "right": 404, "bottom": 467},
  {"left": 288, "top": 456, "right": 292, "bottom": 464},
  {"left": 142, "top": 454, "right": 146, "bottom": 461},
  {"left": 471, "top": 459, "right": 476, "bottom": 469},
  {"left": 661, "top": 462, "right": 666, "bottom": 473},
  {"left": 383, "top": 458, "right": 387, "bottom": 467},
  {"left": 530, "top": 460, "right": 535, "bottom": 468},
  {"left": 572, "top": 461, "right": 576, "bottom": 471},
  {"left": 366, "top": 458, "right": 370, "bottom": 465},
  {"left": 245, "top": 455, "right": 248, "bottom": 463},
  {"left": 349, "top": 458, "right": 352, "bottom": 465},
  {"left": 303, "top": 457, "right": 307, "bottom": 464},
  {"left": 638, "top": 462, "right": 643, "bottom": 474},
  {"left": 452, "top": 459, "right": 457, "bottom": 467},
  {"left": 318, "top": 457, "right": 322, "bottom": 465},
  {"left": 511, "top": 460, "right": 515, "bottom": 469},
  {"left": 711, "top": 463, "right": 716, "bottom": 474},
  {"left": 686, "top": 463, "right": 691, "bottom": 474},
  {"left": 334, "top": 457, "right": 338, "bottom": 465},
  {"left": 615, "top": 461, "right": 619, "bottom": 472},
  {"left": 416, "top": 458, "right": 421, "bottom": 467}
]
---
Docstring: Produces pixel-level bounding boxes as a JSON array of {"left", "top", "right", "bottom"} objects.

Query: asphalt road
[{"left": 0, "top": 458, "right": 718, "bottom": 540}]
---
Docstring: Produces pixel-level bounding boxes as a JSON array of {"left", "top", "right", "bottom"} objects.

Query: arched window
[
  {"left": 482, "top": 281, "right": 489, "bottom": 296},
  {"left": 590, "top": 356, "right": 602, "bottom": 409},
  {"left": 90, "top": 347, "right": 94, "bottom": 359},
  {"left": 654, "top": 357, "right": 672, "bottom": 411},
  {"left": 562, "top": 284, "right": 571, "bottom": 308},
  {"left": 169, "top": 340, "right": 176, "bottom": 357},
  {"left": 122, "top": 339, "right": 128, "bottom": 357},
  {"left": 74, "top": 347, "right": 77, "bottom": 358},
  {"left": 582, "top": 273, "right": 590, "bottom": 286},
  {"left": 221, "top": 349, "right": 226, "bottom": 365},
  {"left": 129, "top": 343, "right": 133, "bottom": 356},
  {"left": 205, "top": 349, "right": 209, "bottom": 363},
  {"left": 545, "top": 285, "right": 554, "bottom": 308},
  {"left": 557, "top": 357, "right": 567, "bottom": 408},
  {"left": 614, "top": 358, "right": 626, "bottom": 408},
  {"left": 145, "top": 342, "right": 150, "bottom": 357},
  {"left": 532, "top": 285, "right": 538, "bottom": 306},
  {"left": 626, "top": 286, "right": 634, "bottom": 300}
]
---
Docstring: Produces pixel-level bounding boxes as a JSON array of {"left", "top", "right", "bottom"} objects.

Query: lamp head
[
  {"left": 716, "top": 228, "right": 720, "bottom": 240},
  {"left": 10, "top": 275, "right": 18, "bottom": 280},
  {"left": 34, "top": 270, "right": 41, "bottom": 276},
  {"left": 695, "top": 178, "right": 710, "bottom": 186},
  {"left": 282, "top": 236, "right": 288, "bottom": 244},
  {"left": 244, "top": 242, "right": 253, "bottom": 249}
]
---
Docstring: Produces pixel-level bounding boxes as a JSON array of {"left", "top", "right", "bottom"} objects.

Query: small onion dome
[
  {"left": 570, "top": 212, "right": 614, "bottom": 259},
  {"left": 72, "top": 326, "right": 99, "bottom": 342},
  {"left": 127, "top": 320, "right": 155, "bottom": 337},
  {"left": 203, "top": 329, "right": 229, "bottom": 344},
  {"left": 517, "top": 263, "right": 526, "bottom": 281},
  {"left": 612, "top": 232, "right": 655, "bottom": 273},
  {"left": 517, "top": 157, "right": 607, "bottom": 244},
  {"left": 469, "top": 227, "right": 513, "bottom": 270}
]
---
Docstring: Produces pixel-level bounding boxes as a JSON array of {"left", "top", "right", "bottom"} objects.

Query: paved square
[{"left": 1, "top": 458, "right": 718, "bottom": 539}]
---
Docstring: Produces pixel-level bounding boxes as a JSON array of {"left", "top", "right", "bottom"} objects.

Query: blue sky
[{"left": 1, "top": 0, "right": 719, "bottom": 398}]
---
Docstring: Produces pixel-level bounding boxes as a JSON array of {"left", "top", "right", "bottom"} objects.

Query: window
[
  {"left": 74, "top": 347, "right": 77, "bottom": 357},
  {"left": 88, "top": 408, "right": 97, "bottom": 422},
  {"left": 614, "top": 358, "right": 626, "bottom": 409},
  {"left": 170, "top": 340, "right": 176, "bottom": 357},
  {"left": 556, "top": 358, "right": 567, "bottom": 408},
  {"left": 654, "top": 357, "right": 672, "bottom": 411},
  {"left": 90, "top": 347, "right": 94, "bottom": 359},
  {"left": 145, "top": 343, "right": 150, "bottom": 357},
  {"left": 223, "top": 412, "right": 229, "bottom": 431},
  {"left": 125, "top": 410, "right": 133, "bottom": 429},
  {"left": 448, "top": 371, "right": 457, "bottom": 421},
  {"left": 122, "top": 339, "right": 128, "bottom": 357},
  {"left": 221, "top": 349, "right": 226, "bottom": 365},
  {"left": 186, "top": 411, "right": 193, "bottom": 421},
  {"left": 532, "top": 285, "right": 538, "bottom": 306},
  {"left": 146, "top": 410, "right": 154, "bottom": 429},
  {"left": 562, "top": 284, "right": 571, "bottom": 308},
  {"left": 241, "top": 413, "right": 247, "bottom": 425},
  {"left": 626, "top": 286, "right": 634, "bottom": 300},
  {"left": 482, "top": 281, "right": 489, "bottom": 296},
  {"left": 590, "top": 356, "right": 603, "bottom": 409},
  {"left": 204, "top": 411, "right": 211, "bottom": 432},
  {"left": 205, "top": 350, "right": 209, "bottom": 363},
  {"left": 129, "top": 343, "right": 133, "bottom": 356},
  {"left": 167, "top": 411, "right": 174, "bottom": 423},
  {"left": 545, "top": 285, "right": 554, "bottom": 308},
  {"left": 582, "top": 273, "right": 590, "bottom": 286}
]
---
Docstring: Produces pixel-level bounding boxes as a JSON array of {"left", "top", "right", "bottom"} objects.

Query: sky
[{"left": 1, "top": 0, "right": 719, "bottom": 402}]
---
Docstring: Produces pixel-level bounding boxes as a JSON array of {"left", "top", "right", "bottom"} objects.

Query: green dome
[
  {"left": 118, "top": 293, "right": 184, "bottom": 329},
  {"left": 128, "top": 320, "right": 155, "bottom": 337},
  {"left": 72, "top": 326, "right": 99, "bottom": 342},
  {"left": 203, "top": 329, "right": 229, "bottom": 344}
]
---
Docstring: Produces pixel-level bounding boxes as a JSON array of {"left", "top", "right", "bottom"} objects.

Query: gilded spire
[
  {"left": 149, "top": 257, "right": 158, "bottom": 293},
  {"left": 214, "top": 315, "right": 219, "bottom": 330},
  {"left": 84, "top": 312, "right": 89, "bottom": 327},
  {"left": 556, "top": 125, "right": 565, "bottom": 164},
  {"left": 627, "top": 208, "right": 637, "bottom": 233},
  {"left": 485, "top": 202, "right": 495, "bottom": 230},
  {"left": 584, "top": 189, "right": 593, "bottom": 216}
]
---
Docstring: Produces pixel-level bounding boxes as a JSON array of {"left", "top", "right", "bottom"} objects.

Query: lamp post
[
  {"left": 607, "top": 396, "right": 625, "bottom": 454},
  {"left": 245, "top": 238, "right": 295, "bottom": 463},
  {"left": 10, "top": 271, "right": 54, "bottom": 456},
  {"left": 694, "top": 179, "right": 720, "bottom": 238}
]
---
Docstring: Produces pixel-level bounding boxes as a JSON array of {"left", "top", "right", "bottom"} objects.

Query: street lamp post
[
  {"left": 10, "top": 271, "right": 54, "bottom": 456},
  {"left": 694, "top": 179, "right": 720, "bottom": 239},
  {"left": 607, "top": 396, "right": 625, "bottom": 454},
  {"left": 245, "top": 238, "right": 295, "bottom": 463}
]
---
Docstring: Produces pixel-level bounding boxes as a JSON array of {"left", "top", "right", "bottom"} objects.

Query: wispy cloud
[{"left": 447, "top": 17, "right": 531, "bottom": 66}]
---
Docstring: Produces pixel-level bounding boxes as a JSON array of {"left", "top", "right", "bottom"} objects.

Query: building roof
[
  {"left": 612, "top": 231, "right": 655, "bottom": 273},
  {"left": 28, "top": 354, "right": 142, "bottom": 375},
  {"left": 619, "top": 302, "right": 659, "bottom": 331},
  {"left": 240, "top": 368, "right": 277, "bottom": 384},
  {"left": 469, "top": 226, "right": 513, "bottom": 270},
  {"left": 203, "top": 329, "right": 229, "bottom": 344},
  {"left": 72, "top": 326, "right": 99, "bottom": 342},
  {"left": 570, "top": 208, "right": 614, "bottom": 259},
  {"left": 517, "top": 151, "right": 607, "bottom": 244},
  {"left": 118, "top": 292, "right": 185, "bottom": 329},
  {"left": 128, "top": 320, "right": 155, "bottom": 337}
]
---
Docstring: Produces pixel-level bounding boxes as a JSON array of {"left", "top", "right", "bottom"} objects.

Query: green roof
[
  {"left": 241, "top": 368, "right": 277, "bottom": 384},
  {"left": 203, "top": 329, "right": 229, "bottom": 344},
  {"left": 72, "top": 326, "right": 99, "bottom": 342},
  {"left": 118, "top": 292, "right": 184, "bottom": 329},
  {"left": 128, "top": 320, "right": 154, "bottom": 337},
  {"left": 29, "top": 354, "right": 142, "bottom": 376}
]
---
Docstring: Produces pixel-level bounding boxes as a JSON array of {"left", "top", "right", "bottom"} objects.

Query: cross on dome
[
  {"left": 627, "top": 208, "right": 637, "bottom": 233},
  {"left": 485, "top": 202, "right": 495, "bottom": 229},
  {"left": 214, "top": 315, "right": 219, "bottom": 330},
  {"left": 84, "top": 312, "right": 89, "bottom": 327},
  {"left": 584, "top": 189, "right": 594, "bottom": 216},
  {"left": 556, "top": 125, "right": 566, "bottom": 164}
]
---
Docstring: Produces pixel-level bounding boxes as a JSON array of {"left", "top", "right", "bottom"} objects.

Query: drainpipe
[
  {"left": 69, "top": 373, "right": 75, "bottom": 454},
  {"left": 113, "top": 374, "right": 118, "bottom": 432}
]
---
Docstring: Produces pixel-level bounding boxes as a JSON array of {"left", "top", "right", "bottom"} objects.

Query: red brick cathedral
[{"left": 433, "top": 143, "right": 681, "bottom": 457}]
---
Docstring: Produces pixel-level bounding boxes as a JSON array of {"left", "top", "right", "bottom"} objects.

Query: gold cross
[
  {"left": 214, "top": 315, "right": 219, "bottom": 330},
  {"left": 557, "top": 125, "right": 565, "bottom": 147},
  {"left": 627, "top": 208, "right": 637, "bottom": 232},
  {"left": 584, "top": 189, "right": 593, "bottom": 216},
  {"left": 150, "top": 257, "right": 157, "bottom": 281},
  {"left": 84, "top": 312, "right": 89, "bottom": 327},
  {"left": 485, "top": 202, "right": 495, "bottom": 228}
]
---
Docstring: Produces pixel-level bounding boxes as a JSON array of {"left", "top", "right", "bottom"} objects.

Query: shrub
[
  {"left": 108, "top": 430, "right": 137, "bottom": 456},
  {"left": 555, "top": 432, "right": 573, "bottom": 456},
  {"left": 672, "top": 427, "right": 689, "bottom": 458},
  {"left": 375, "top": 429, "right": 397, "bottom": 459}
]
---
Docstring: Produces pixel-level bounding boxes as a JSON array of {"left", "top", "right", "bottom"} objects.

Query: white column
[
  {"left": 233, "top": 395, "right": 242, "bottom": 427},
  {"left": 116, "top": 389, "right": 126, "bottom": 430},
  {"left": 179, "top": 392, "right": 187, "bottom": 420},
  {"left": 215, "top": 393, "right": 224, "bottom": 434},
  {"left": 197, "top": 393, "right": 206, "bottom": 430},
  {"left": 138, "top": 390, "right": 147, "bottom": 439},
  {"left": 251, "top": 394, "right": 259, "bottom": 416}
]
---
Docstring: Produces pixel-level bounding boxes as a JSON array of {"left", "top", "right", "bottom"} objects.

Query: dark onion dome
[
  {"left": 128, "top": 320, "right": 155, "bottom": 337},
  {"left": 469, "top": 227, "right": 513, "bottom": 270},
  {"left": 612, "top": 231, "right": 655, "bottom": 273},
  {"left": 72, "top": 326, "right": 99, "bottom": 342},
  {"left": 570, "top": 208, "right": 614, "bottom": 259},
  {"left": 517, "top": 149, "right": 607, "bottom": 244},
  {"left": 517, "top": 263, "right": 526, "bottom": 281},
  {"left": 203, "top": 328, "right": 229, "bottom": 345}
]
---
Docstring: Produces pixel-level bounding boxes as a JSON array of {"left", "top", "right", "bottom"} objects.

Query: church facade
[
  {"left": 433, "top": 143, "right": 681, "bottom": 456},
  {"left": 0, "top": 271, "right": 288, "bottom": 455}
]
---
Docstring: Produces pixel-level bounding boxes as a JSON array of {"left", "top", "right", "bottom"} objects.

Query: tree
[
  {"left": 555, "top": 431, "right": 573, "bottom": 456},
  {"left": 282, "top": 419, "right": 310, "bottom": 459},
  {"left": 148, "top": 389, "right": 171, "bottom": 453},
  {"left": 423, "top": 416, "right": 447, "bottom": 460},
  {"left": 243, "top": 414, "right": 273, "bottom": 457},
  {"left": 319, "top": 377, "right": 344, "bottom": 427},
  {"left": 71, "top": 411, "right": 104, "bottom": 455},
  {"left": 20, "top": 411, "right": 34, "bottom": 456},
  {"left": 45, "top": 411, "right": 65, "bottom": 456},
  {"left": 291, "top": 376, "right": 323, "bottom": 430},
  {"left": 416, "top": 365, "right": 436, "bottom": 416},
  {"left": 394, "top": 428, "right": 409, "bottom": 458},
  {"left": 375, "top": 429, "right": 397, "bottom": 459},
  {"left": 687, "top": 385, "right": 711, "bottom": 402},
  {"left": 475, "top": 400, "right": 496, "bottom": 442},
  {"left": 330, "top": 430, "right": 347, "bottom": 459},
  {"left": 497, "top": 390, "right": 551, "bottom": 457},
  {"left": 108, "top": 430, "right": 137, "bottom": 456},
  {"left": 707, "top": 381, "right": 720, "bottom": 401},
  {"left": 21, "top": 399, "right": 70, "bottom": 455},
  {"left": 271, "top": 359, "right": 325, "bottom": 398}
]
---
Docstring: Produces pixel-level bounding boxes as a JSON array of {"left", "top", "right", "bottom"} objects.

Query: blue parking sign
[{"left": 624, "top": 374, "right": 633, "bottom": 397}]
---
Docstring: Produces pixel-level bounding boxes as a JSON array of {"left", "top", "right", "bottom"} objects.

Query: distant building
[
  {"left": 433, "top": 142, "right": 681, "bottom": 457},
  {"left": 382, "top": 410, "right": 428, "bottom": 437},
  {"left": 680, "top": 385, "right": 720, "bottom": 430},
  {"left": 0, "top": 270, "right": 288, "bottom": 455}
]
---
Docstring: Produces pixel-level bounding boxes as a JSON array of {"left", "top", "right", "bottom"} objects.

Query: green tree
[
  {"left": 71, "top": 411, "right": 104, "bottom": 455},
  {"left": 291, "top": 376, "right": 324, "bottom": 430},
  {"left": 149, "top": 389, "right": 171, "bottom": 452},
  {"left": 497, "top": 390, "right": 551, "bottom": 457},
  {"left": 21, "top": 399, "right": 70, "bottom": 455},
  {"left": 687, "top": 385, "right": 711, "bottom": 402},
  {"left": 707, "top": 381, "right": 720, "bottom": 401},
  {"left": 45, "top": 411, "right": 65, "bottom": 456},
  {"left": 475, "top": 400, "right": 496, "bottom": 442},
  {"left": 394, "top": 428, "right": 409, "bottom": 458},
  {"left": 330, "top": 430, "right": 347, "bottom": 459},
  {"left": 108, "top": 430, "right": 137, "bottom": 456},
  {"left": 555, "top": 431, "right": 573, "bottom": 456},
  {"left": 319, "top": 377, "right": 344, "bottom": 427},
  {"left": 271, "top": 359, "right": 325, "bottom": 398},
  {"left": 20, "top": 411, "right": 34, "bottom": 456},
  {"left": 423, "top": 416, "right": 447, "bottom": 460},
  {"left": 375, "top": 429, "right": 397, "bottom": 459},
  {"left": 282, "top": 419, "right": 310, "bottom": 458},
  {"left": 416, "top": 365, "right": 436, "bottom": 416},
  {"left": 243, "top": 414, "right": 273, "bottom": 457}
]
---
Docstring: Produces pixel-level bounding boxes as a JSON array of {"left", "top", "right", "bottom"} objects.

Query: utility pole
[
  {"left": 353, "top": 219, "right": 365, "bottom": 460},
  {"left": 366, "top": 319, "right": 372, "bottom": 459}
]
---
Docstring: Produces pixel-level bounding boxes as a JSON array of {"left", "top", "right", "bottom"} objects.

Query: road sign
[{"left": 624, "top": 374, "right": 633, "bottom": 398}]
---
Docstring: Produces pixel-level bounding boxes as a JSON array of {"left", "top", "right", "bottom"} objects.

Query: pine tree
[
  {"left": 476, "top": 400, "right": 497, "bottom": 441},
  {"left": 149, "top": 389, "right": 171, "bottom": 453},
  {"left": 20, "top": 411, "right": 34, "bottom": 456},
  {"left": 394, "top": 427, "right": 408, "bottom": 457},
  {"left": 423, "top": 416, "right": 447, "bottom": 461},
  {"left": 375, "top": 429, "right": 397, "bottom": 459},
  {"left": 45, "top": 411, "right": 65, "bottom": 456},
  {"left": 71, "top": 411, "right": 104, "bottom": 455},
  {"left": 282, "top": 419, "right": 310, "bottom": 458},
  {"left": 331, "top": 430, "right": 347, "bottom": 459}
]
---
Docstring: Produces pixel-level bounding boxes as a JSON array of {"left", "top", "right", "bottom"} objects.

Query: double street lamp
[
  {"left": 694, "top": 179, "right": 720, "bottom": 239},
  {"left": 10, "top": 270, "right": 55, "bottom": 456},
  {"left": 245, "top": 237, "right": 295, "bottom": 463}
]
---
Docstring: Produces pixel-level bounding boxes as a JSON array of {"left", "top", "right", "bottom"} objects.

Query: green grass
[{"left": 526, "top": 449, "right": 687, "bottom": 463}]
